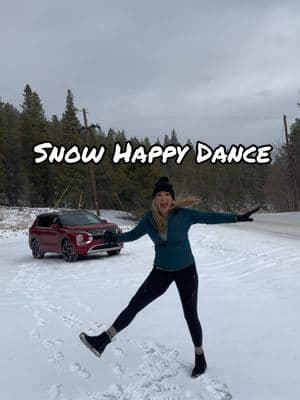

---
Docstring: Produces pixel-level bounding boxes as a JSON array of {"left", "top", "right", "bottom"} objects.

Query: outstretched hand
[
  {"left": 236, "top": 207, "right": 260, "bottom": 222},
  {"left": 104, "top": 230, "right": 118, "bottom": 244}
]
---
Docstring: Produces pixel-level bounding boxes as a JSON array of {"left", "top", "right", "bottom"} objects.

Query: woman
[{"left": 80, "top": 177, "right": 258, "bottom": 378}]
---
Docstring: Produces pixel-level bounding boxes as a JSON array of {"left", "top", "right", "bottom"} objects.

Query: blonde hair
[{"left": 152, "top": 196, "right": 199, "bottom": 233}]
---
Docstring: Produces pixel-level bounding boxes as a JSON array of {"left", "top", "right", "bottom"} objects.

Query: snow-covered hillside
[{"left": 1, "top": 207, "right": 299, "bottom": 400}]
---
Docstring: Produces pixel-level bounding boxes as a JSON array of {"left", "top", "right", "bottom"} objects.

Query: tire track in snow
[{"left": 194, "top": 231, "right": 299, "bottom": 284}]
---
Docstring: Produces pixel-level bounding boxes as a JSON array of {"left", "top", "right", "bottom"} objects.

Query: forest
[{"left": 1, "top": 85, "right": 299, "bottom": 216}]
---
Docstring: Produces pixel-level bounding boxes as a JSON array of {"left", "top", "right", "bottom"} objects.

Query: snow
[{"left": 1, "top": 207, "right": 300, "bottom": 400}]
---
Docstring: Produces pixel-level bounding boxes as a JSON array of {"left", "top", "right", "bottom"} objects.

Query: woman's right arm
[{"left": 116, "top": 217, "right": 148, "bottom": 242}]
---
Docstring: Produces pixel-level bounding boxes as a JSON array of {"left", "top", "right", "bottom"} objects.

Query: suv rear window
[{"left": 59, "top": 211, "right": 102, "bottom": 226}]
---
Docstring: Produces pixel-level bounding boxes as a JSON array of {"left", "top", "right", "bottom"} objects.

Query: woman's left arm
[
  {"left": 235, "top": 207, "right": 260, "bottom": 222},
  {"left": 186, "top": 207, "right": 260, "bottom": 225}
]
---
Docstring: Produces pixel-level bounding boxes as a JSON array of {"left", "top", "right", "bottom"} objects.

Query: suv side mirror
[
  {"left": 102, "top": 219, "right": 108, "bottom": 223},
  {"left": 50, "top": 223, "right": 59, "bottom": 230}
]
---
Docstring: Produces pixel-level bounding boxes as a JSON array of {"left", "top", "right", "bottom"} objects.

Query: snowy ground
[{"left": 1, "top": 207, "right": 300, "bottom": 400}]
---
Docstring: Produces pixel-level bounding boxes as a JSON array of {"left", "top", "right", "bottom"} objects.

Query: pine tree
[
  {"left": 143, "top": 137, "right": 151, "bottom": 150},
  {"left": 163, "top": 134, "right": 170, "bottom": 146},
  {"left": 0, "top": 102, "right": 22, "bottom": 205},
  {"left": 19, "top": 85, "right": 53, "bottom": 206},
  {"left": 55, "top": 89, "right": 85, "bottom": 208},
  {"left": 61, "top": 89, "right": 81, "bottom": 145},
  {"left": 286, "top": 118, "right": 300, "bottom": 209},
  {"left": 169, "top": 129, "right": 180, "bottom": 145},
  {"left": 49, "top": 114, "right": 62, "bottom": 140}
]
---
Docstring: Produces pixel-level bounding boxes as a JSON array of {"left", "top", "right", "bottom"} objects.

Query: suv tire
[
  {"left": 31, "top": 239, "right": 45, "bottom": 259},
  {"left": 62, "top": 239, "right": 78, "bottom": 262}
]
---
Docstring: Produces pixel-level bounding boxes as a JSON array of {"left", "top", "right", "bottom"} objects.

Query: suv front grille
[
  {"left": 91, "top": 232, "right": 104, "bottom": 240},
  {"left": 88, "top": 228, "right": 115, "bottom": 240}
]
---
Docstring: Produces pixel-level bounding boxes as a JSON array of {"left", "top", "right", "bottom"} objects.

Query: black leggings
[{"left": 112, "top": 263, "right": 203, "bottom": 347}]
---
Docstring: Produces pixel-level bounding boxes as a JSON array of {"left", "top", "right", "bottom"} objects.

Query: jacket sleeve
[
  {"left": 116, "top": 216, "right": 148, "bottom": 242},
  {"left": 186, "top": 208, "right": 237, "bottom": 225}
]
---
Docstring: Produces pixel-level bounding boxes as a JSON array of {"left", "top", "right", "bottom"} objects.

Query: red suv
[{"left": 29, "top": 210, "right": 123, "bottom": 262}]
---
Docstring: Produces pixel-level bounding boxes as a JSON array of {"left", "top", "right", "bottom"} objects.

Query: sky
[{"left": 1, "top": 0, "right": 300, "bottom": 147}]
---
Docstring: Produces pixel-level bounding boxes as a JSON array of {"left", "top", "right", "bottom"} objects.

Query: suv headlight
[
  {"left": 76, "top": 234, "right": 84, "bottom": 245},
  {"left": 76, "top": 233, "right": 93, "bottom": 245}
]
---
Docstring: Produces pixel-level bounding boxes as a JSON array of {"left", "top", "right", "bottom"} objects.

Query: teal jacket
[{"left": 117, "top": 207, "right": 237, "bottom": 271}]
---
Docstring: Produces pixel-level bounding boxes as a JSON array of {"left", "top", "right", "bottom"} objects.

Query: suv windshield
[{"left": 59, "top": 211, "right": 102, "bottom": 226}]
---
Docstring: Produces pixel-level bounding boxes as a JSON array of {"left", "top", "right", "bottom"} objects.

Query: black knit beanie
[{"left": 152, "top": 177, "right": 175, "bottom": 200}]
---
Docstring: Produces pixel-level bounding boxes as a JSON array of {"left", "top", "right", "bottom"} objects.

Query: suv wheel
[
  {"left": 62, "top": 239, "right": 78, "bottom": 262},
  {"left": 107, "top": 249, "right": 121, "bottom": 256},
  {"left": 31, "top": 239, "right": 45, "bottom": 259}
]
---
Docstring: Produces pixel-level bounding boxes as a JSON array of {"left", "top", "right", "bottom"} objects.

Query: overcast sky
[{"left": 1, "top": 0, "right": 300, "bottom": 147}]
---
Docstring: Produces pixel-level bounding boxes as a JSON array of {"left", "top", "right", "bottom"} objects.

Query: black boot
[
  {"left": 79, "top": 331, "right": 111, "bottom": 357},
  {"left": 191, "top": 352, "right": 207, "bottom": 378}
]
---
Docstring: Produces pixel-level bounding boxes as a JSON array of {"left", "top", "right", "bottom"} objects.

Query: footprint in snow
[
  {"left": 48, "top": 384, "right": 62, "bottom": 400},
  {"left": 37, "top": 318, "right": 46, "bottom": 326},
  {"left": 195, "top": 375, "right": 232, "bottom": 400},
  {"left": 113, "top": 347, "right": 124, "bottom": 357},
  {"left": 112, "top": 363, "right": 125, "bottom": 375},
  {"left": 48, "top": 352, "right": 65, "bottom": 365},
  {"left": 43, "top": 338, "right": 64, "bottom": 348},
  {"left": 85, "top": 321, "right": 104, "bottom": 335},
  {"left": 33, "top": 310, "right": 46, "bottom": 326},
  {"left": 185, "top": 389, "right": 205, "bottom": 399},
  {"left": 153, "top": 383, "right": 181, "bottom": 393},
  {"left": 76, "top": 301, "right": 93, "bottom": 313},
  {"left": 30, "top": 328, "right": 41, "bottom": 340},
  {"left": 60, "top": 313, "right": 83, "bottom": 329},
  {"left": 112, "top": 341, "right": 184, "bottom": 398},
  {"left": 139, "top": 342, "right": 181, "bottom": 381},
  {"left": 70, "top": 362, "right": 91, "bottom": 379},
  {"left": 105, "top": 381, "right": 184, "bottom": 400},
  {"left": 41, "top": 304, "right": 62, "bottom": 313}
]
